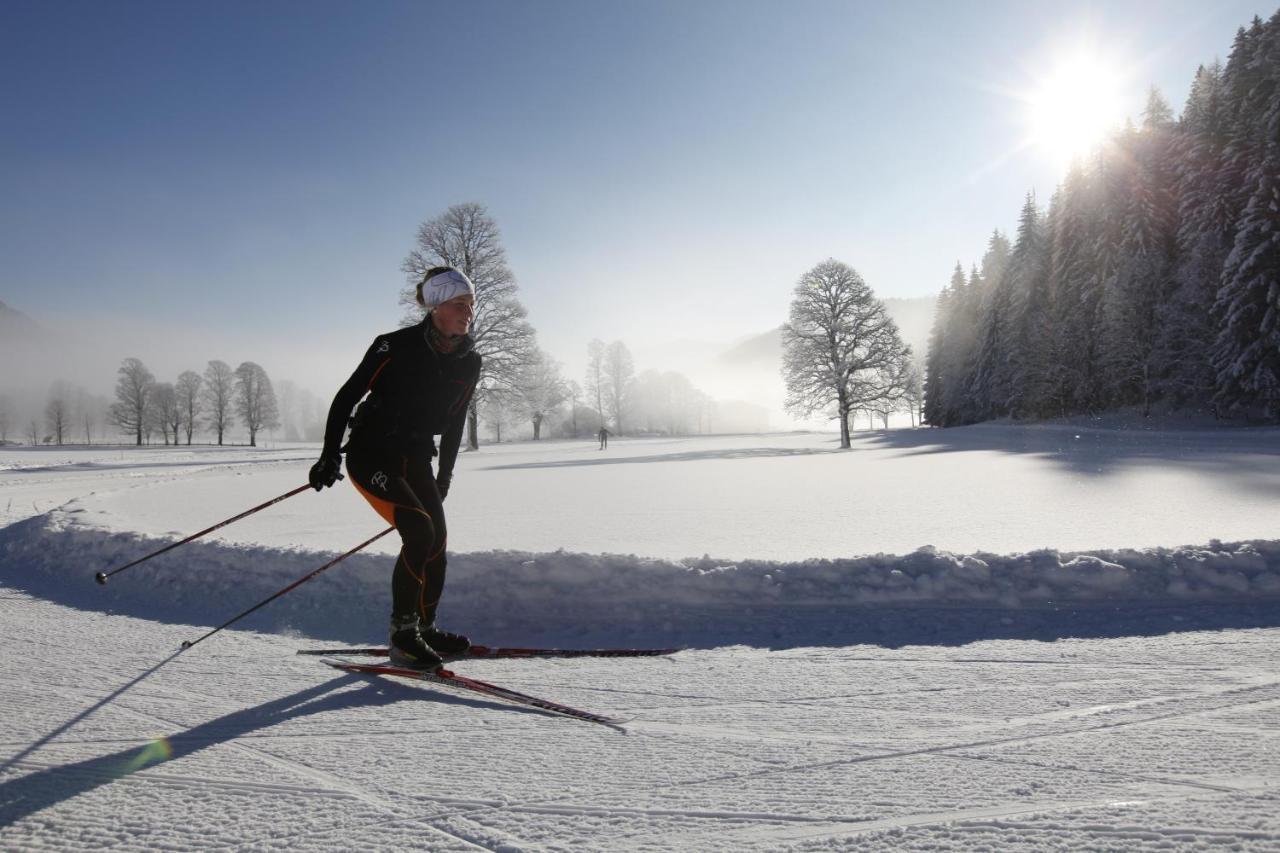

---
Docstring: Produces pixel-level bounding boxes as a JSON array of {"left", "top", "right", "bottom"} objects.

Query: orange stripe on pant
[{"left": 351, "top": 477, "right": 398, "bottom": 527}]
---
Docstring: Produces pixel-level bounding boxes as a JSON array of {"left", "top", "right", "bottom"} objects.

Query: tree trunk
[
  {"left": 467, "top": 401, "right": 479, "bottom": 451},
  {"left": 1142, "top": 363, "right": 1151, "bottom": 418}
]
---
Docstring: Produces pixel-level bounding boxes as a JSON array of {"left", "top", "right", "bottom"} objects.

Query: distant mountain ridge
[{"left": 0, "top": 300, "right": 45, "bottom": 344}]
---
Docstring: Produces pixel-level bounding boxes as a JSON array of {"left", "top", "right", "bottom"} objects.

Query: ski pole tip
[{"left": 94, "top": 572, "right": 108, "bottom": 585}]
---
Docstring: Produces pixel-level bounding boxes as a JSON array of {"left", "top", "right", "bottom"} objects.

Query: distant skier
[
  {"left": 598, "top": 426, "right": 610, "bottom": 450},
  {"left": 309, "top": 266, "right": 481, "bottom": 669}
]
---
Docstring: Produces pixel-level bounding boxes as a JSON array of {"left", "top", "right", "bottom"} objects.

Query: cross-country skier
[{"left": 309, "top": 266, "right": 481, "bottom": 669}]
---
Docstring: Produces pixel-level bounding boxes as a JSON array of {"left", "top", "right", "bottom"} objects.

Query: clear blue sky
[{"left": 1, "top": 0, "right": 1268, "bottom": 395}]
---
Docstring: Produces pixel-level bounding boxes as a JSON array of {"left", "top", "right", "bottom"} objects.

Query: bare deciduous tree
[
  {"left": 603, "top": 340, "right": 635, "bottom": 435},
  {"left": 74, "top": 387, "right": 99, "bottom": 445},
  {"left": 45, "top": 380, "right": 71, "bottom": 445},
  {"left": 234, "top": 361, "right": 280, "bottom": 447},
  {"left": 515, "top": 350, "right": 568, "bottom": 440},
  {"left": 902, "top": 360, "right": 925, "bottom": 426},
  {"left": 480, "top": 392, "right": 517, "bottom": 444},
  {"left": 176, "top": 370, "right": 203, "bottom": 445},
  {"left": 782, "top": 259, "right": 912, "bottom": 449},
  {"left": 631, "top": 370, "right": 707, "bottom": 435},
  {"left": 156, "top": 382, "right": 183, "bottom": 445},
  {"left": 565, "top": 380, "right": 582, "bottom": 438},
  {"left": 400, "top": 202, "right": 536, "bottom": 450},
  {"left": 275, "top": 379, "right": 299, "bottom": 441},
  {"left": 585, "top": 339, "right": 606, "bottom": 430},
  {"left": 0, "top": 394, "right": 12, "bottom": 443},
  {"left": 202, "top": 360, "right": 236, "bottom": 446},
  {"left": 110, "top": 357, "right": 155, "bottom": 446}
]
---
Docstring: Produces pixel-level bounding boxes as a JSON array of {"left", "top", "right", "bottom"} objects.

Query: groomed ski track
[{"left": 2, "top": 589, "right": 1278, "bottom": 850}]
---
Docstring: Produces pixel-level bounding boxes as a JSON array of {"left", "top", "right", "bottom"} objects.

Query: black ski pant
[{"left": 345, "top": 443, "right": 448, "bottom": 626}]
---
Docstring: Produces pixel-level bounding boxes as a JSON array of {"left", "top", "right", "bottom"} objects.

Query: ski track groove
[
  {"left": 556, "top": 682, "right": 968, "bottom": 710},
  {"left": 633, "top": 788, "right": 1262, "bottom": 848},
  {"left": 259, "top": 810, "right": 509, "bottom": 853},
  {"left": 622, "top": 679, "right": 1280, "bottom": 792},
  {"left": 548, "top": 665, "right": 1270, "bottom": 717},
  {"left": 793, "top": 655, "right": 1238, "bottom": 671},
  {"left": 960, "top": 819, "right": 1280, "bottom": 842},
  {"left": 3, "top": 756, "right": 369, "bottom": 801},
  {"left": 936, "top": 749, "right": 1248, "bottom": 795}
]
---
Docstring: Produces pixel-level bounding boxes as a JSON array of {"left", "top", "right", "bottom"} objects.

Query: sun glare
[{"left": 1027, "top": 51, "right": 1127, "bottom": 166}]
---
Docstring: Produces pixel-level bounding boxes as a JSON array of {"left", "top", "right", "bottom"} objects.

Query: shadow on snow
[
  {"left": 0, "top": 669, "right": 549, "bottom": 829},
  {"left": 857, "top": 423, "right": 1280, "bottom": 492}
]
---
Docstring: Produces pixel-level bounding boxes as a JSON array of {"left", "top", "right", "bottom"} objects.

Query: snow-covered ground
[{"left": 2, "top": 426, "right": 1279, "bottom": 850}]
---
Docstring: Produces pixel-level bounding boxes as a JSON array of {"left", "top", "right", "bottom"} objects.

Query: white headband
[{"left": 420, "top": 269, "right": 476, "bottom": 308}]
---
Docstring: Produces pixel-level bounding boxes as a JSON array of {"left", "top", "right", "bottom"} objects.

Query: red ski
[
  {"left": 322, "top": 658, "right": 626, "bottom": 730},
  {"left": 298, "top": 645, "right": 679, "bottom": 659}
]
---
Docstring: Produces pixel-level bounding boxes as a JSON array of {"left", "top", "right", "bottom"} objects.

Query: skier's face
[{"left": 433, "top": 294, "right": 475, "bottom": 337}]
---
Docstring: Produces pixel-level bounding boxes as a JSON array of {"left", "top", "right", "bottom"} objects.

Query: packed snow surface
[{"left": 2, "top": 426, "right": 1278, "bottom": 849}]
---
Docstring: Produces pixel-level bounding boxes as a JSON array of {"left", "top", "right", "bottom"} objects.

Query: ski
[
  {"left": 322, "top": 658, "right": 625, "bottom": 729},
  {"left": 297, "top": 644, "right": 679, "bottom": 659}
]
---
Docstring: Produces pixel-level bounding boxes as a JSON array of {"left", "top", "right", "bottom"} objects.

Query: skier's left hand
[{"left": 436, "top": 473, "right": 451, "bottom": 501}]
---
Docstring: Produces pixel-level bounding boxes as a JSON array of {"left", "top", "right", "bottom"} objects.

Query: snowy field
[{"left": 2, "top": 425, "right": 1279, "bottom": 850}]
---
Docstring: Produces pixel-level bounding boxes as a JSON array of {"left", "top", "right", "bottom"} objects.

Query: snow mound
[{"left": 3, "top": 506, "right": 1279, "bottom": 648}]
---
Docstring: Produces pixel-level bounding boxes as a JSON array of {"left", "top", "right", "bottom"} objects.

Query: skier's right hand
[{"left": 309, "top": 453, "right": 344, "bottom": 491}]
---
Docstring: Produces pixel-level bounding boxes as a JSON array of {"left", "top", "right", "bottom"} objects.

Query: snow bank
[{"left": 3, "top": 506, "right": 1279, "bottom": 649}]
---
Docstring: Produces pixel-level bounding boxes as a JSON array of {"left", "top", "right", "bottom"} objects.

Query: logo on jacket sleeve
[{"left": 372, "top": 471, "right": 389, "bottom": 491}]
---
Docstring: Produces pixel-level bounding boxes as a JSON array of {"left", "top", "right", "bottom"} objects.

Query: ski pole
[
  {"left": 179, "top": 526, "right": 394, "bottom": 651},
  {"left": 94, "top": 484, "right": 312, "bottom": 585}
]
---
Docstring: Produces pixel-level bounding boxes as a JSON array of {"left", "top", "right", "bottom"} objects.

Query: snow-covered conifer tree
[
  {"left": 1099, "top": 103, "right": 1178, "bottom": 415},
  {"left": 1158, "top": 62, "right": 1232, "bottom": 408},
  {"left": 1004, "top": 194, "right": 1052, "bottom": 417},
  {"left": 1212, "top": 141, "right": 1280, "bottom": 419},
  {"left": 922, "top": 265, "right": 960, "bottom": 426}
]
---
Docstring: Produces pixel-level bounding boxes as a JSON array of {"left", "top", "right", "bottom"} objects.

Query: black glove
[
  {"left": 436, "top": 473, "right": 452, "bottom": 501},
  {"left": 309, "top": 453, "right": 344, "bottom": 491}
]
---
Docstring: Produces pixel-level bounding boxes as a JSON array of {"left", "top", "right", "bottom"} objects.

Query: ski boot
[
  {"left": 388, "top": 615, "right": 443, "bottom": 670},
  {"left": 420, "top": 622, "right": 471, "bottom": 655}
]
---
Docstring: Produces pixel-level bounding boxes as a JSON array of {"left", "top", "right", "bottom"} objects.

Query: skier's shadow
[{"left": 0, "top": 668, "right": 534, "bottom": 829}]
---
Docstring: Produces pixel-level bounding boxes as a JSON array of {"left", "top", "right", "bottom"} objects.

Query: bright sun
[{"left": 1027, "top": 51, "right": 1127, "bottom": 166}]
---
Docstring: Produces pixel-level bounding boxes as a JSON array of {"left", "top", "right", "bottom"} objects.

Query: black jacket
[{"left": 322, "top": 320, "right": 481, "bottom": 480}]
